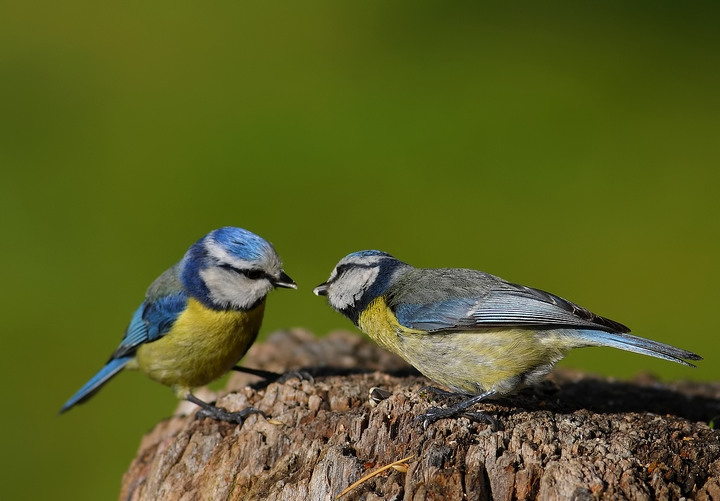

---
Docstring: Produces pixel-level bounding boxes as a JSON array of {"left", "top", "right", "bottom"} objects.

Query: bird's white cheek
[
  {"left": 329, "top": 268, "right": 379, "bottom": 311},
  {"left": 200, "top": 268, "right": 271, "bottom": 309}
]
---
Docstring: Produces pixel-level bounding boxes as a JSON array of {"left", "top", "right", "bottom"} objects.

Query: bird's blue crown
[
  {"left": 210, "top": 226, "right": 276, "bottom": 262},
  {"left": 346, "top": 250, "right": 395, "bottom": 260}
]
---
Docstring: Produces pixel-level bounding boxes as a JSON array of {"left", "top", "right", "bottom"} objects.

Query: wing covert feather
[
  {"left": 109, "top": 264, "right": 188, "bottom": 359},
  {"left": 388, "top": 268, "right": 628, "bottom": 333}
]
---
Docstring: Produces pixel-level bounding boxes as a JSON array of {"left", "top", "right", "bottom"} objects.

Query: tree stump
[{"left": 121, "top": 330, "right": 720, "bottom": 501}]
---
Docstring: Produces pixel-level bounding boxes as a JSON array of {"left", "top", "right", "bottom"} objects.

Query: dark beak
[
  {"left": 313, "top": 282, "right": 329, "bottom": 296},
  {"left": 273, "top": 270, "right": 297, "bottom": 289}
]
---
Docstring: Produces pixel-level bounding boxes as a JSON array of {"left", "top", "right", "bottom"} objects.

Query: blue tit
[
  {"left": 61, "top": 227, "right": 297, "bottom": 424},
  {"left": 313, "top": 250, "right": 701, "bottom": 428}
]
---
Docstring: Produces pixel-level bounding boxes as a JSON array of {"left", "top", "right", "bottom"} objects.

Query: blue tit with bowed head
[
  {"left": 61, "top": 227, "right": 297, "bottom": 424},
  {"left": 314, "top": 251, "right": 702, "bottom": 428}
]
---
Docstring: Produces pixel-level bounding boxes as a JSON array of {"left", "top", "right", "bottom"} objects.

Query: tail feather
[
  {"left": 576, "top": 330, "right": 702, "bottom": 367},
  {"left": 59, "top": 357, "right": 132, "bottom": 414}
]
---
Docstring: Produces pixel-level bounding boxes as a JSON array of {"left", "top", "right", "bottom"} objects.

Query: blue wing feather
[
  {"left": 393, "top": 281, "right": 628, "bottom": 333},
  {"left": 112, "top": 302, "right": 151, "bottom": 357},
  {"left": 395, "top": 297, "right": 477, "bottom": 332},
  {"left": 144, "top": 292, "right": 187, "bottom": 340},
  {"left": 110, "top": 292, "right": 187, "bottom": 358}
]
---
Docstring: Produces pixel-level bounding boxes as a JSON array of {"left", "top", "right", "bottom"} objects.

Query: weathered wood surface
[{"left": 121, "top": 330, "right": 720, "bottom": 501}]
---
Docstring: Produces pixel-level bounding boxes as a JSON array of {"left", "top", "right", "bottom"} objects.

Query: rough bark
[{"left": 121, "top": 330, "right": 720, "bottom": 501}]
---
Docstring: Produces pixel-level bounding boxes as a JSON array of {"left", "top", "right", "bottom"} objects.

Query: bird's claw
[
  {"left": 414, "top": 406, "right": 453, "bottom": 429},
  {"left": 414, "top": 406, "right": 498, "bottom": 431},
  {"left": 461, "top": 411, "right": 499, "bottom": 431}
]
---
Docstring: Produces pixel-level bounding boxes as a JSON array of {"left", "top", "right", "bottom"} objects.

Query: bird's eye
[
  {"left": 219, "top": 264, "right": 266, "bottom": 280},
  {"left": 243, "top": 269, "right": 266, "bottom": 280}
]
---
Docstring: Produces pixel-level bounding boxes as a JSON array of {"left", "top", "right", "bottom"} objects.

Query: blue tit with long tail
[
  {"left": 60, "top": 227, "right": 297, "bottom": 424},
  {"left": 313, "top": 251, "right": 702, "bottom": 428}
]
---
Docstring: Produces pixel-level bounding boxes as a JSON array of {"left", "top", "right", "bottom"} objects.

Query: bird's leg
[
  {"left": 414, "top": 389, "right": 499, "bottom": 430},
  {"left": 186, "top": 394, "right": 264, "bottom": 425},
  {"left": 231, "top": 366, "right": 281, "bottom": 379},
  {"left": 232, "top": 365, "right": 314, "bottom": 384},
  {"left": 418, "top": 386, "right": 465, "bottom": 403}
]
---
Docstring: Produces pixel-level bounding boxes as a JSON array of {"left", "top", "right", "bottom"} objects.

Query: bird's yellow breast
[
  {"left": 135, "top": 298, "right": 265, "bottom": 394},
  {"left": 358, "top": 296, "right": 425, "bottom": 354}
]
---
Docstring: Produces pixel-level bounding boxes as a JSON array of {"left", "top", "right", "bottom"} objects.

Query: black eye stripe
[{"left": 219, "top": 264, "right": 268, "bottom": 280}]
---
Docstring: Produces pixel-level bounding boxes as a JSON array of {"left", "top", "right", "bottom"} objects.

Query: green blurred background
[{"left": 2, "top": 1, "right": 718, "bottom": 499}]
